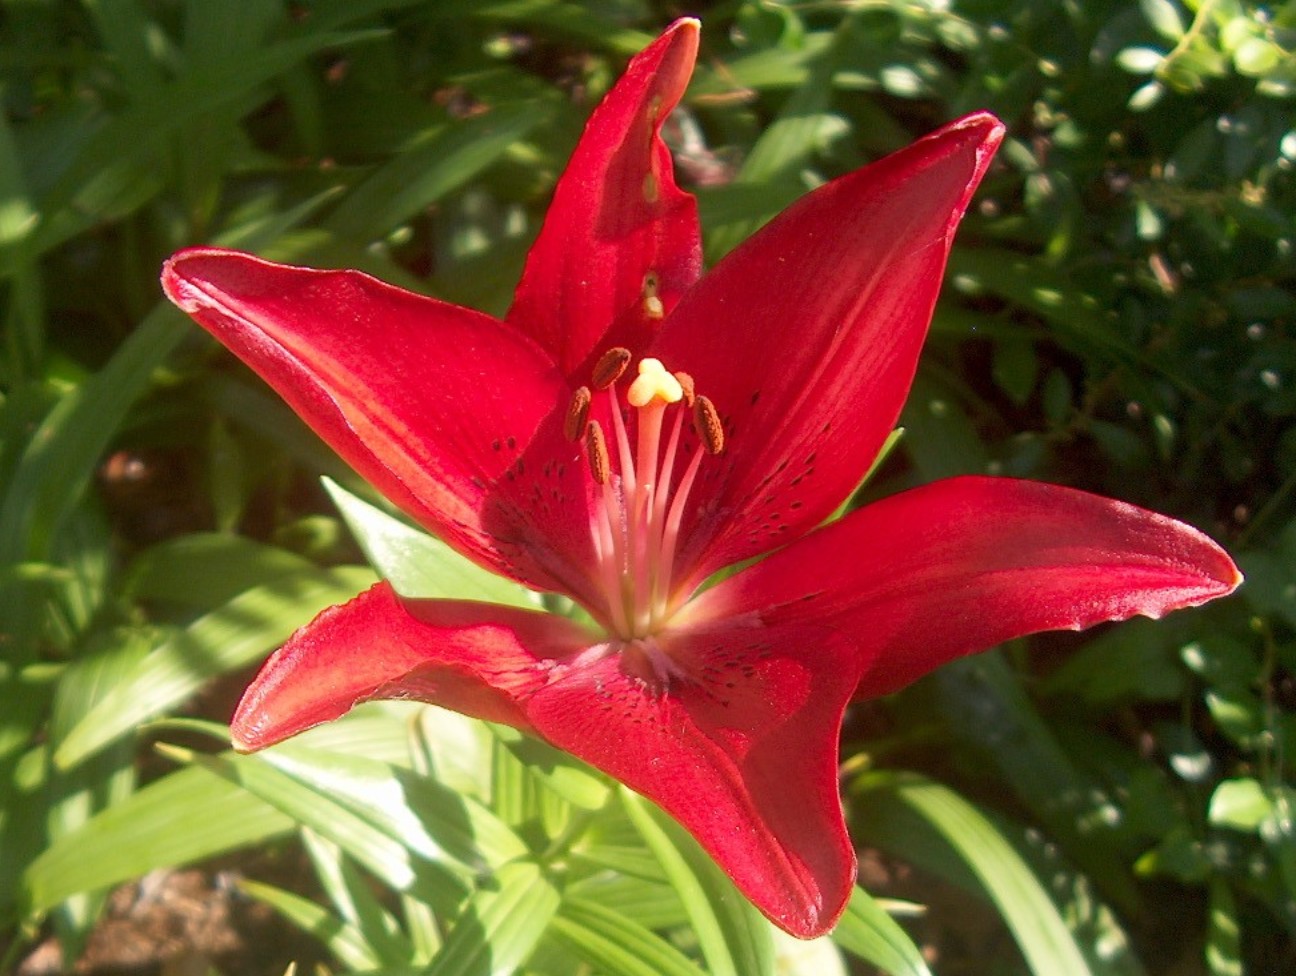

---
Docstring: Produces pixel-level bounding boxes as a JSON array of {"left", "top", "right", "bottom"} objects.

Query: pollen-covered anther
[
  {"left": 628, "top": 358, "right": 684, "bottom": 408},
  {"left": 592, "top": 346, "right": 632, "bottom": 390},
  {"left": 693, "top": 395, "right": 725, "bottom": 455},
  {"left": 563, "top": 385, "right": 592, "bottom": 441},
  {"left": 585, "top": 420, "right": 610, "bottom": 485},
  {"left": 673, "top": 371, "right": 695, "bottom": 406}
]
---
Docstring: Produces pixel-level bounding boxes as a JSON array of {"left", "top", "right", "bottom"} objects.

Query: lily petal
[
  {"left": 231, "top": 581, "right": 859, "bottom": 937},
  {"left": 526, "top": 622, "right": 859, "bottom": 937},
  {"left": 162, "top": 248, "right": 601, "bottom": 602},
  {"left": 686, "top": 476, "right": 1242, "bottom": 698},
  {"left": 653, "top": 114, "right": 1004, "bottom": 589},
  {"left": 508, "top": 19, "right": 702, "bottom": 375},
  {"left": 230, "top": 581, "right": 592, "bottom": 750}
]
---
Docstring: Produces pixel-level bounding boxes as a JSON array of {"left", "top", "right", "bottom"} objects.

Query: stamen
[
  {"left": 673, "top": 371, "right": 695, "bottom": 406},
  {"left": 592, "top": 347, "right": 631, "bottom": 390},
  {"left": 642, "top": 271, "right": 664, "bottom": 319},
  {"left": 585, "top": 420, "right": 610, "bottom": 484},
  {"left": 563, "top": 385, "right": 592, "bottom": 441},
  {"left": 575, "top": 352, "right": 725, "bottom": 644},
  {"left": 693, "top": 395, "right": 725, "bottom": 455}
]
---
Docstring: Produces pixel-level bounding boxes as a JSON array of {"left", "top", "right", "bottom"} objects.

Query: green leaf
[
  {"left": 261, "top": 741, "right": 528, "bottom": 870},
  {"left": 324, "top": 102, "right": 552, "bottom": 242},
  {"left": 1233, "top": 37, "right": 1282, "bottom": 75},
  {"left": 300, "top": 828, "right": 413, "bottom": 968},
  {"left": 831, "top": 887, "right": 932, "bottom": 976},
  {"left": 621, "top": 788, "right": 775, "bottom": 976},
  {"left": 1204, "top": 688, "right": 1264, "bottom": 748},
  {"left": 459, "top": 0, "right": 655, "bottom": 56},
  {"left": 425, "top": 860, "right": 560, "bottom": 976},
  {"left": 551, "top": 896, "right": 707, "bottom": 976},
  {"left": 1208, "top": 778, "right": 1272, "bottom": 831},
  {"left": 0, "top": 308, "right": 185, "bottom": 654},
  {"left": 33, "top": 28, "right": 386, "bottom": 255},
  {"left": 54, "top": 565, "right": 376, "bottom": 768},
  {"left": 703, "top": 27, "right": 840, "bottom": 261},
  {"left": 495, "top": 728, "right": 611, "bottom": 812},
  {"left": 856, "top": 773, "right": 1095, "bottom": 976},
  {"left": 22, "top": 765, "right": 293, "bottom": 914},
  {"left": 1139, "top": 0, "right": 1185, "bottom": 40},
  {"left": 238, "top": 875, "right": 385, "bottom": 972},
  {"left": 323, "top": 478, "right": 536, "bottom": 607},
  {"left": 126, "top": 533, "right": 315, "bottom": 606},
  {"left": 1205, "top": 879, "right": 1242, "bottom": 976},
  {"left": 167, "top": 746, "right": 467, "bottom": 909}
]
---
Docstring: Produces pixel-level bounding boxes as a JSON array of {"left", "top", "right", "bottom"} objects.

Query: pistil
[{"left": 566, "top": 351, "right": 723, "bottom": 644}]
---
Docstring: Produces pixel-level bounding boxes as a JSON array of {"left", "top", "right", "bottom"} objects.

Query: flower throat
[{"left": 563, "top": 346, "right": 723, "bottom": 642}]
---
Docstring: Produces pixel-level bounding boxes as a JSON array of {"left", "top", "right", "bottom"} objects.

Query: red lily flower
[{"left": 161, "top": 19, "right": 1240, "bottom": 938}]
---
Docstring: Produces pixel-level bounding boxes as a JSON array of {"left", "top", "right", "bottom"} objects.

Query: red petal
[
  {"left": 162, "top": 248, "right": 601, "bottom": 601},
  {"left": 232, "top": 580, "right": 858, "bottom": 936},
  {"left": 524, "top": 623, "right": 859, "bottom": 937},
  {"left": 653, "top": 114, "right": 1004, "bottom": 589},
  {"left": 686, "top": 477, "right": 1241, "bottom": 698},
  {"left": 507, "top": 19, "right": 702, "bottom": 376},
  {"left": 230, "top": 582, "right": 592, "bottom": 750}
]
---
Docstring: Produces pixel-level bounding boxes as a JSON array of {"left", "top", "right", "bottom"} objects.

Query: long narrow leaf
[
  {"left": 22, "top": 766, "right": 293, "bottom": 914},
  {"left": 551, "top": 896, "right": 707, "bottom": 976},
  {"left": 238, "top": 875, "right": 384, "bottom": 972},
  {"left": 621, "top": 788, "right": 774, "bottom": 976},
  {"left": 425, "top": 860, "right": 560, "bottom": 976},
  {"left": 856, "top": 773, "right": 1095, "bottom": 976},
  {"left": 324, "top": 478, "right": 535, "bottom": 607},
  {"left": 55, "top": 565, "right": 375, "bottom": 768},
  {"left": 166, "top": 746, "right": 467, "bottom": 913},
  {"left": 831, "top": 887, "right": 932, "bottom": 976}
]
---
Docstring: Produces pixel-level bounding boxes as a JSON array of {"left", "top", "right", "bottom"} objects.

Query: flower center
[{"left": 563, "top": 347, "right": 723, "bottom": 643}]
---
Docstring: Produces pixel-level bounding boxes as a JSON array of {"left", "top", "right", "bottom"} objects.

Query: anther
[
  {"left": 585, "top": 420, "right": 610, "bottom": 484},
  {"left": 592, "top": 347, "right": 632, "bottom": 390},
  {"left": 673, "top": 371, "right": 695, "bottom": 406},
  {"left": 563, "top": 385, "right": 592, "bottom": 441},
  {"left": 642, "top": 271, "right": 664, "bottom": 319},
  {"left": 693, "top": 395, "right": 724, "bottom": 455}
]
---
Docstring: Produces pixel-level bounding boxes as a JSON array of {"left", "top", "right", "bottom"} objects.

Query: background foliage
[{"left": 1, "top": 0, "right": 1293, "bottom": 974}]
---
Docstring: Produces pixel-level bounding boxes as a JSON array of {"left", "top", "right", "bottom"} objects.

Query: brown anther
[
  {"left": 563, "top": 385, "right": 592, "bottom": 442},
  {"left": 693, "top": 395, "right": 724, "bottom": 455},
  {"left": 643, "top": 270, "right": 659, "bottom": 296},
  {"left": 585, "top": 420, "right": 610, "bottom": 484},
  {"left": 591, "top": 347, "right": 631, "bottom": 390},
  {"left": 673, "top": 371, "right": 696, "bottom": 406}
]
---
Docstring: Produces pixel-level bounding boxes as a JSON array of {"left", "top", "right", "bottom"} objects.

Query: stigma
[{"left": 562, "top": 347, "right": 723, "bottom": 644}]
